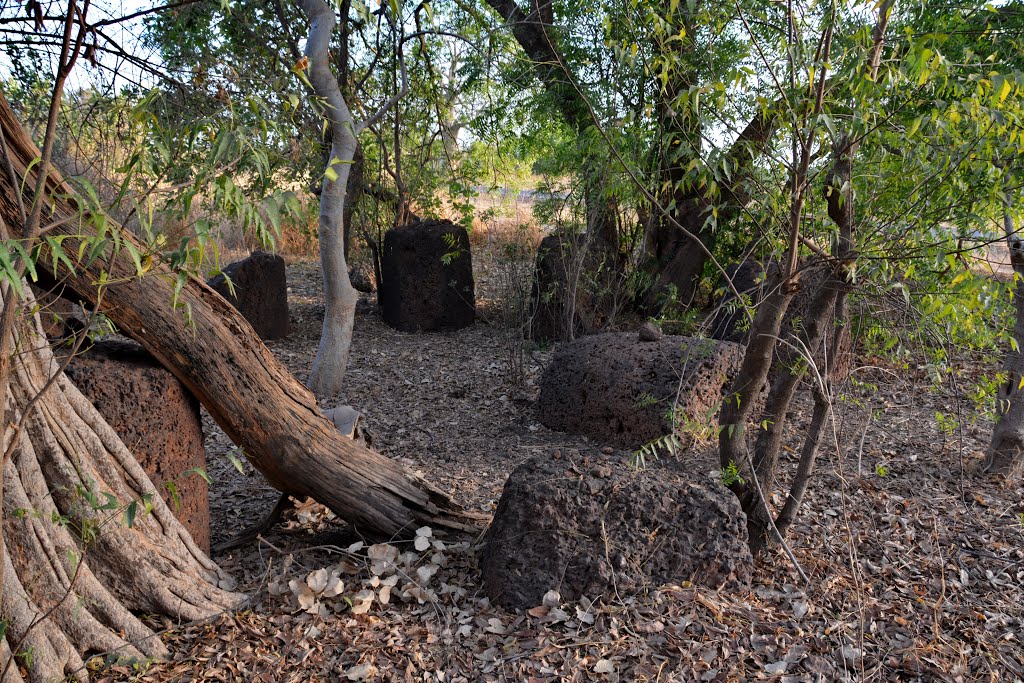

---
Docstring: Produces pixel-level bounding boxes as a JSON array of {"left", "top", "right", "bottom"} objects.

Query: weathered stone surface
[
  {"left": 380, "top": 219, "right": 475, "bottom": 332},
  {"left": 637, "top": 320, "right": 663, "bottom": 342},
  {"left": 708, "top": 261, "right": 768, "bottom": 342},
  {"left": 208, "top": 251, "right": 290, "bottom": 340},
  {"left": 480, "top": 452, "right": 752, "bottom": 610},
  {"left": 709, "top": 261, "right": 851, "bottom": 381},
  {"left": 529, "top": 233, "right": 580, "bottom": 342},
  {"left": 538, "top": 333, "right": 745, "bottom": 448},
  {"left": 63, "top": 340, "right": 210, "bottom": 553},
  {"left": 349, "top": 268, "right": 375, "bottom": 294},
  {"left": 528, "top": 233, "right": 620, "bottom": 342}
]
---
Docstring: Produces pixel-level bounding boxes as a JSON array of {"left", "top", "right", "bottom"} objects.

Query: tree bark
[
  {"left": 483, "top": 0, "right": 618, "bottom": 252},
  {"left": 0, "top": 94, "right": 477, "bottom": 542},
  {"left": 987, "top": 206, "right": 1024, "bottom": 476},
  {"left": 1, "top": 289, "right": 241, "bottom": 683},
  {"left": 301, "top": 0, "right": 362, "bottom": 397}
]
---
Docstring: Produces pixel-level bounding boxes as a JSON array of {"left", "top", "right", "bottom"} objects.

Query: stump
[
  {"left": 538, "top": 332, "right": 746, "bottom": 448},
  {"left": 63, "top": 340, "right": 211, "bottom": 553},
  {"left": 380, "top": 219, "right": 475, "bottom": 332},
  {"left": 208, "top": 250, "right": 291, "bottom": 340},
  {"left": 480, "top": 451, "right": 753, "bottom": 610}
]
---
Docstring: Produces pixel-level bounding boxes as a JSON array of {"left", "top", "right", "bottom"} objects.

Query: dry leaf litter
[{"left": 91, "top": 258, "right": 1024, "bottom": 683}]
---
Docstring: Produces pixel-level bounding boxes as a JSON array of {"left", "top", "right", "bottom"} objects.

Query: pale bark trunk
[
  {"left": 302, "top": 0, "right": 360, "bottom": 397},
  {"left": 0, "top": 93, "right": 477, "bottom": 541},
  {"left": 2, "top": 290, "right": 241, "bottom": 683}
]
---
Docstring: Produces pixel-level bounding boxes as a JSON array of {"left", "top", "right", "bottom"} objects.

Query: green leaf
[
  {"left": 0, "top": 245, "right": 23, "bottom": 298},
  {"left": 183, "top": 466, "right": 213, "bottom": 485},
  {"left": 124, "top": 501, "right": 138, "bottom": 529},
  {"left": 227, "top": 449, "right": 246, "bottom": 474},
  {"left": 10, "top": 242, "right": 36, "bottom": 281},
  {"left": 165, "top": 481, "right": 181, "bottom": 511},
  {"left": 999, "top": 77, "right": 1012, "bottom": 102},
  {"left": 172, "top": 270, "right": 188, "bottom": 309},
  {"left": 907, "top": 115, "right": 923, "bottom": 137},
  {"left": 123, "top": 241, "right": 145, "bottom": 277},
  {"left": 20, "top": 156, "right": 41, "bottom": 198},
  {"left": 66, "top": 550, "right": 79, "bottom": 576}
]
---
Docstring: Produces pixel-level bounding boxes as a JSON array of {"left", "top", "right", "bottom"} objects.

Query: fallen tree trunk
[{"left": 0, "top": 94, "right": 477, "bottom": 540}]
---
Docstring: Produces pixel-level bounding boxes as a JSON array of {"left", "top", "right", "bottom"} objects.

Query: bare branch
[{"left": 355, "top": 18, "right": 409, "bottom": 134}]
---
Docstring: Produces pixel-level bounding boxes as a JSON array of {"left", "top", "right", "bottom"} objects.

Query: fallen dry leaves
[{"left": 92, "top": 258, "right": 1024, "bottom": 682}]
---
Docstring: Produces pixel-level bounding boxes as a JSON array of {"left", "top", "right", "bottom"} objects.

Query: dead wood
[{"left": 0, "top": 92, "right": 481, "bottom": 541}]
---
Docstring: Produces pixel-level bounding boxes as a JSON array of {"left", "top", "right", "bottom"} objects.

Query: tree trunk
[
  {"left": 483, "top": 0, "right": 618, "bottom": 255},
  {"left": 0, "top": 94, "right": 476, "bottom": 542},
  {"left": 302, "top": 0, "right": 361, "bottom": 397},
  {"left": 2, "top": 291, "right": 241, "bottom": 683},
  {"left": 719, "top": 14, "right": 836, "bottom": 555},
  {"left": 643, "top": 195, "right": 708, "bottom": 308},
  {"left": 987, "top": 207, "right": 1024, "bottom": 476},
  {"left": 741, "top": 263, "right": 844, "bottom": 553},
  {"left": 642, "top": 108, "right": 779, "bottom": 311}
]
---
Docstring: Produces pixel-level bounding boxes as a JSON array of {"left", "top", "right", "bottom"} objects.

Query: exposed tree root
[{"left": 2, "top": 311, "right": 243, "bottom": 682}]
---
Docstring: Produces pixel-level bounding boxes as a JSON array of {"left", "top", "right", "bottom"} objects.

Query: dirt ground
[{"left": 97, "top": 255, "right": 1024, "bottom": 683}]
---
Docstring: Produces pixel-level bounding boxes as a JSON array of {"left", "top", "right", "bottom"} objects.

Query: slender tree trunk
[
  {"left": 729, "top": 0, "right": 888, "bottom": 557},
  {"left": 0, "top": 93, "right": 477, "bottom": 542},
  {"left": 987, "top": 206, "right": 1024, "bottom": 476},
  {"left": 1, "top": 289, "right": 241, "bottom": 683},
  {"left": 774, "top": 262, "right": 852, "bottom": 541},
  {"left": 719, "top": 10, "right": 836, "bottom": 555},
  {"left": 742, "top": 263, "right": 845, "bottom": 553},
  {"left": 302, "top": 0, "right": 361, "bottom": 397}
]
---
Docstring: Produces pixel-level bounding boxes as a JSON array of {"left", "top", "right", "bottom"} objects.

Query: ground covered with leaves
[{"left": 95, "top": 258, "right": 1024, "bottom": 683}]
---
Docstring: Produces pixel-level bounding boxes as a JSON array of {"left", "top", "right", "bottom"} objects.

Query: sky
[{"left": 0, "top": 0, "right": 172, "bottom": 94}]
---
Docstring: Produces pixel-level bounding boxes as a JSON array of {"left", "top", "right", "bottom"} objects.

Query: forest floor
[{"left": 98, "top": 253, "right": 1024, "bottom": 683}]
